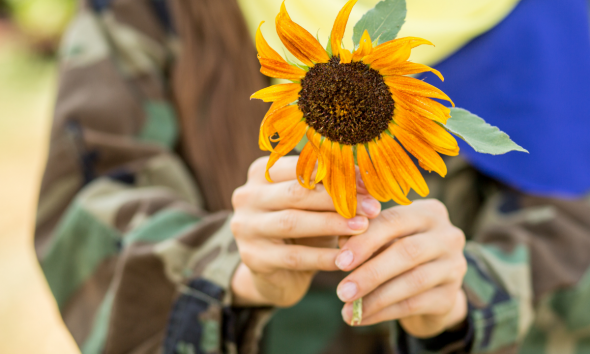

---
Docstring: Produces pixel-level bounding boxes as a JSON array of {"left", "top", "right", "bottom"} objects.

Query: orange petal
[
  {"left": 339, "top": 48, "right": 353, "bottom": 64},
  {"left": 368, "top": 140, "right": 411, "bottom": 205},
  {"left": 380, "top": 62, "right": 444, "bottom": 81},
  {"left": 307, "top": 129, "right": 327, "bottom": 183},
  {"left": 265, "top": 120, "right": 308, "bottom": 182},
  {"left": 352, "top": 30, "right": 373, "bottom": 61},
  {"left": 381, "top": 133, "right": 429, "bottom": 197},
  {"left": 325, "top": 143, "right": 356, "bottom": 218},
  {"left": 260, "top": 58, "right": 307, "bottom": 80},
  {"left": 251, "top": 83, "right": 301, "bottom": 102},
  {"left": 256, "top": 21, "right": 286, "bottom": 62},
  {"left": 357, "top": 144, "right": 389, "bottom": 202},
  {"left": 390, "top": 124, "right": 447, "bottom": 177},
  {"left": 385, "top": 76, "right": 454, "bottom": 106},
  {"left": 261, "top": 105, "right": 303, "bottom": 151},
  {"left": 394, "top": 110, "right": 459, "bottom": 156},
  {"left": 391, "top": 90, "right": 451, "bottom": 124},
  {"left": 276, "top": 2, "right": 330, "bottom": 66},
  {"left": 363, "top": 37, "right": 433, "bottom": 66},
  {"left": 296, "top": 141, "right": 319, "bottom": 189},
  {"left": 330, "top": 0, "right": 359, "bottom": 56},
  {"left": 265, "top": 105, "right": 303, "bottom": 137}
]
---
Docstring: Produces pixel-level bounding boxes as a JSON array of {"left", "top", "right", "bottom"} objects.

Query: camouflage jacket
[{"left": 36, "top": 1, "right": 590, "bottom": 354}]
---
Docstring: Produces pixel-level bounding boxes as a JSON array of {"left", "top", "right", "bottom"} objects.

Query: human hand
[
  {"left": 336, "top": 200, "right": 468, "bottom": 338},
  {"left": 230, "top": 156, "right": 382, "bottom": 307}
]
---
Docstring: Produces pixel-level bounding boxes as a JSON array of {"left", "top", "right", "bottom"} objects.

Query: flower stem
[{"left": 351, "top": 297, "right": 363, "bottom": 325}]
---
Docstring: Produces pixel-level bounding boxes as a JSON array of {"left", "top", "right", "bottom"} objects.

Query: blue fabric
[{"left": 422, "top": 0, "right": 590, "bottom": 197}]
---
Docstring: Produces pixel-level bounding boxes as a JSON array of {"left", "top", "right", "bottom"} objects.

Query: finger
[
  {"left": 245, "top": 210, "right": 370, "bottom": 239},
  {"left": 251, "top": 180, "right": 381, "bottom": 217},
  {"left": 249, "top": 156, "right": 299, "bottom": 184},
  {"left": 342, "top": 284, "right": 458, "bottom": 326},
  {"left": 336, "top": 233, "right": 449, "bottom": 302},
  {"left": 346, "top": 256, "right": 465, "bottom": 316},
  {"left": 335, "top": 200, "right": 447, "bottom": 272},
  {"left": 240, "top": 241, "right": 340, "bottom": 273}
]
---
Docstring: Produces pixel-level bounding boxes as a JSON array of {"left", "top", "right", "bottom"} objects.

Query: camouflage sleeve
[
  {"left": 35, "top": 3, "right": 271, "bottom": 354},
  {"left": 391, "top": 189, "right": 590, "bottom": 354}
]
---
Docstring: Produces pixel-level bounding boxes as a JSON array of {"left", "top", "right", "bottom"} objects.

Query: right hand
[{"left": 230, "top": 156, "right": 382, "bottom": 307}]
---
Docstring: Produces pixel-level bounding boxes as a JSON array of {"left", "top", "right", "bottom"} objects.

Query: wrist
[{"left": 231, "top": 262, "right": 271, "bottom": 307}]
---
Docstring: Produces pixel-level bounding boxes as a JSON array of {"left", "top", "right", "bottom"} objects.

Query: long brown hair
[{"left": 170, "top": 0, "right": 270, "bottom": 212}]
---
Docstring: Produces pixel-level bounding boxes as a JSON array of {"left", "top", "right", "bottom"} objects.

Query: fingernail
[
  {"left": 361, "top": 198, "right": 380, "bottom": 216},
  {"left": 337, "top": 282, "right": 358, "bottom": 301},
  {"left": 348, "top": 216, "right": 367, "bottom": 230},
  {"left": 335, "top": 250, "right": 353, "bottom": 269}
]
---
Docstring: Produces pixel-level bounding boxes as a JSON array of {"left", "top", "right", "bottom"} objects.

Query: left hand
[{"left": 336, "top": 199, "right": 468, "bottom": 338}]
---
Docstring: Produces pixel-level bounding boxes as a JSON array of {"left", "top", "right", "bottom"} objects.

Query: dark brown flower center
[{"left": 298, "top": 56, "right": 394, "bottom": 145}]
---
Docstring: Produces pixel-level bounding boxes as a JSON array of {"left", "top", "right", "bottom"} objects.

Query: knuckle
[
  {"left": 365, "top": 264, "right": 384, "bottom": 285},
  {"left": 401, "top": 296, "right": 421, "bottom": 315},
  {"left": 449, "top": 226, "right": 466, "bottom": 249},
  {"left": 283, "top": 250, "right": 302, "bottom": 270},
  {"left": 277, "top": 210, "right": 298, "bottom": 234},
  {"left": 408, "top": 266, "right": 429, "bottom": 290},
  {"left": 381, "top": 207, "right": 403, "bottom": 227},
  {"left": 454, "top": 257, "right": 468, "bottom": 280},
  {"left": 248, "top": 157, "right": 268, "bottom": 180},
  {"left": 420, "top": 199, "right": 449, "bottom": 219},
  {"left": 239, "top": 246, "right": 256, "bottom": 269},
  {"left": 399, "top": 237, "right": 423, "bottom": 263},
  {"left": 286, "top": 181, "right": 309, "bottom": 204},
  {"left": 231, "top": 186, "right": 250, "bottom": 209},
  {"left": 230, "top": 215, "right": 245, "bottom": 237}
]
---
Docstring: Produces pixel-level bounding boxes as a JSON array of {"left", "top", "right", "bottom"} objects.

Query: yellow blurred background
[{"left": 0, "top": 0, "right": 79, "bottom": 352}]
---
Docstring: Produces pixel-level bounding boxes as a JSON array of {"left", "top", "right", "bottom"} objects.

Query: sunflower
[{"left": 251, "top": 0, "right": 459, "bottom": 219}]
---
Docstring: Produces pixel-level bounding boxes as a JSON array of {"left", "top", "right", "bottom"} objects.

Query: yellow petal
[
  {"left": 330, "top": 0, "right": 359, "bottom": 56},
  {"left": 251, "top": 83, "right": 301, "bottom": 102},
  {"left": 390, "top": 124, "right": 447, "bottom": 177},
  {"left": 296, "top": 141, "right": 319, "bottom": 189},
  {"left": 381, "top": 133, "right": 429, "bottom": 197},
  {"left": 363, "top": 37, "right": 433, "bottom": 66},
  {"left": 318, "top": 135, "right": 333, "bottom": 188},
  {"left": 307, "top": 129, "right": 327, "bottom": 183},
  {"left": 256, "top": 21, "right": 286, "bottom": 62},
  {"left": 368, "top": 140, "right": 411, "bottom": 205},
  {"left": 339, "top": 47, "right": 353, "bottom": 64},
  {"left": 265, "top": 120, "right": 308, "bottom": 182},
  {"left": 380, "top": 62, "right": 444, "bottom": 81},
  {"left": 385, "top": 76, "right": 454, "bottom": 106},
  {"left": 259, "top": 58, "right": 307, "bottom": 80},
  {"left": 352, "top": 30, "right": 373, "bottom": 61},
  {"left": 265, "top": 105, "right": 303, "bottom": 138},
  {"left": 357, "top": 144, "right": 389, "bottom": 202},
  {"left": 276, "top": 2, "right": 330, "bottom": 66},
  {"left": 325, "top": 143, "right": 356, "bottom": 218},
  {"left": 394, "top": 110, "right": 459, "bottom": 156},
  {"left": 390, "top": 90, "right": 451, "bottom": 124},
  {"left": 261, "top": 105, "right": 303, "bottom": 152}
]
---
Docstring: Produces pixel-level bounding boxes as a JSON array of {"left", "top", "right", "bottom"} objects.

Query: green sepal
[
  {"left": 441, "top": 108, "right": 528, "bottom": 155},
  {"left": 352, "top": 0, "right": 407, "bottom": 47},
  {"left": 326, "top": 33, "right": 333, "bottom": 57},
  {"left": 283, "top": 49, "right": 310, "bottom": 71}
]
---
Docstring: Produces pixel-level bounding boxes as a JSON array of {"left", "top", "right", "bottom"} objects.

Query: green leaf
[
  {"left": 352, "top": 0, "right": 407, "bottom": 48},
  {"left": 442, "top": 108, "right": 528, "bottom": 155}
]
